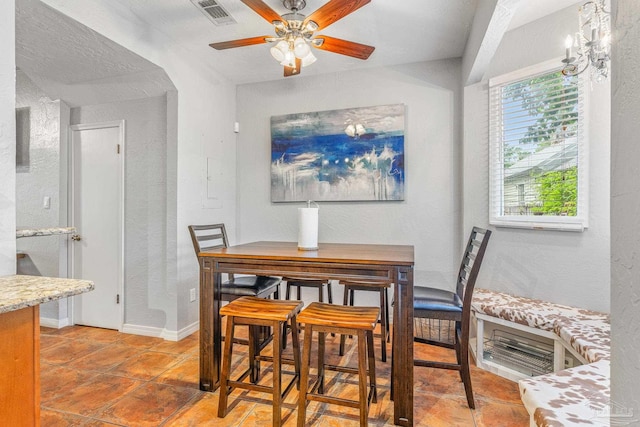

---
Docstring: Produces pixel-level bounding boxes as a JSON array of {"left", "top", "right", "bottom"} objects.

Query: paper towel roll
[{"left": 298, "top": 207, "right": 319, "bottom": 250}]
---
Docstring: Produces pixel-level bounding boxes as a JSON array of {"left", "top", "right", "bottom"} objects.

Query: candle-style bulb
[
  {"left": 565, "top": 35, "right": 573, "bottom": 49},
  {"left": 564, "top": 35, "right": 573, "bottom": 61}
]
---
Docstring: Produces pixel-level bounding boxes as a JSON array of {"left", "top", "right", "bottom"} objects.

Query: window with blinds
[{"left": 489, "top": 61, "right": 587, "bottom": 231}]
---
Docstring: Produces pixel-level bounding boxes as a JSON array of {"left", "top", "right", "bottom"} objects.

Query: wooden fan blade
[
  {"left": 241, "top": 0, "right": 286, "bottom": 25},
  {"left": 284, "top": 58, "right": 302, "bottom": 77},
  {"left": 304, "top": 0, "right": 370, "bottom": 30},
  {"left": 209, "top": 36, "right": 270, "bottom": 50},
  {"left": 312, "top": 35, "right": 375, "bottom": 60}
]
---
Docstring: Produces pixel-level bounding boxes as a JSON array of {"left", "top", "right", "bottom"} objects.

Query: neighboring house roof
[{"left": 505, "top": 140, "right": 578, "bottom": 180}]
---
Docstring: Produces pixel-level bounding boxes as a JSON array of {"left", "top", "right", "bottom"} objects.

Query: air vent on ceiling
[{"left": 191, "top": 0, "right": 236, "bottom": 26}]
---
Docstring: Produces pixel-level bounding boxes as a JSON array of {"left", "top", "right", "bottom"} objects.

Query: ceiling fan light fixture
[
  {"left": 270, "top": 40, "right": 289, "bottom": 62},
  {"left": 209, "top": 0, "right": 374, "bottom": 78},
  {"left": 301, "top": 50, "right": 317, "bottom": 67},
  {"left": 304, "top": 20, "right": 319, "bottom": 32},
  {"left": 280, "top": 49, "right": 296, "bottom": 68},
  {"left": 293, "top": 37, "right": 311, "bottom": 58}
]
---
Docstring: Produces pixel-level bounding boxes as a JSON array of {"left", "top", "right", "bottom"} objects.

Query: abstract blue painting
[{"left": 271, "top": 104, "right": 405, "bottom": 202}]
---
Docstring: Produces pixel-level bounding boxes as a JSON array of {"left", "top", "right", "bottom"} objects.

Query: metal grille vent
[{"left": 191, "top": 0, "right": 236, "bottom": 26}]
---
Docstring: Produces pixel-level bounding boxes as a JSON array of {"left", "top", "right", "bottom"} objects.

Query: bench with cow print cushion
[{"left": 471, "top": 289, "right": 610, "bottom": 427}]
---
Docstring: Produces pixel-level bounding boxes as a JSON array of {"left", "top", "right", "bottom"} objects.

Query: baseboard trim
[
  {"left": 121, "top": 321, "right": 199, "bottom": 342},
  {"left": 40, "top": 317, "right": 70, "bottom": 329}
]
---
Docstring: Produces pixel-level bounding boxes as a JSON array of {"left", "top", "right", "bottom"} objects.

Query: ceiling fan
[{"left": 209, "top": 0, "right": 375, "bottom": 77}]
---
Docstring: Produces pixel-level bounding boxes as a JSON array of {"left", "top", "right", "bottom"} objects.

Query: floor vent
[{"left": 191, "top": 0, "right": 237, "bottom": 26}]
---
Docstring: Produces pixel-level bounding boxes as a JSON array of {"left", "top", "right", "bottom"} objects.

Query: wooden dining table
[{"left": 197, "top": 240, "right": 415, "bottom": 426}]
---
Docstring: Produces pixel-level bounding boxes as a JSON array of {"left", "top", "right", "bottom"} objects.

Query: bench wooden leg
[
  {"left": 475, "top": 315, "right": 484, "bottom": 369},
  {"left": 553, "top": 340, "right": 565, "bottom": 372}
]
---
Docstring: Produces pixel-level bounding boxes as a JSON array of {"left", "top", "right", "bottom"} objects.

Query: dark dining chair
[
  {"left": 413, "top": 226, "right": 491, "bottom": 409},
  {"left": 188, "top": 224, "right": 281, "bottom": 302},
  {"left": 188, "top": 223, "right": 281, "bottom": 350}
]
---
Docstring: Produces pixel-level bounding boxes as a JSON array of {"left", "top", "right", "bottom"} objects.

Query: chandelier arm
[{"left": 560, "top": 0, "right": 610, "bottom": 82}]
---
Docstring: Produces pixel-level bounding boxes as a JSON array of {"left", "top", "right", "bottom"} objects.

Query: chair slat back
[
  {"left": 188, "top": 224, "right": 229, "bottom": 253},
  {"left": 188, "top": 223, "right": 234, "bottom": 280},
  {"left": 455, "top": 227, "right": 491, "bottom": 309}
]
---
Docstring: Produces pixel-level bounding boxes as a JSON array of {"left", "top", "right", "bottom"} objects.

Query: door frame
[{"left": 68, "top": 120, "right": 125, "bottom": 331}]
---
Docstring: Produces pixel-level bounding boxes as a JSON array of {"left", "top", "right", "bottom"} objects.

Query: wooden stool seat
[
  {"left": 220, "top": 297, "right": 302, "bottom": 322},
  {"left": 297, "top": 302, "right": 379, "bottom": 427},
  {"left": 218, "top": 296, "right": 303, "bottom": 427},
  {"left": 296, "top": 303, "right": 379, "bottom": 330}
]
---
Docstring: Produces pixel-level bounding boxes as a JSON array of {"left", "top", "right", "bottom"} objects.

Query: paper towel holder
[{"left": 298, "top": 200, "right": 320, "bottom": 251}]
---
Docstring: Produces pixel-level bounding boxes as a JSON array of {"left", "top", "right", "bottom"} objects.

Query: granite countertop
[
  {"left": 16, "top": 227, "right": 76, "bottom": 238},
  {"left": 0, "top": 275, "right": 94, "bottom": 314}
]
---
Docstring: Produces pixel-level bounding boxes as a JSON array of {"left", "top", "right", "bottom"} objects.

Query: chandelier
[
  {"left": 561, "top": 0, "right": 611, "bottom": 82},
  {"left": 266, "top": 1, "right": 319, "bottom": 73}
]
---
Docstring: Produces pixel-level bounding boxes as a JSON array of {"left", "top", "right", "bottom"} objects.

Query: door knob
[{"left": 71, "top": 234, "right": 82, "bottom": 241}]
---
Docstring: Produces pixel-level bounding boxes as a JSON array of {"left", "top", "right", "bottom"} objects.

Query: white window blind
[{"left": 489, "top": 62, "right": 587, "bottom": 231}]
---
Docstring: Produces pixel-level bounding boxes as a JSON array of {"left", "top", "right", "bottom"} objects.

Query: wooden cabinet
[{"left": 0, "top": 306, "right": 40, "bottom": 426}]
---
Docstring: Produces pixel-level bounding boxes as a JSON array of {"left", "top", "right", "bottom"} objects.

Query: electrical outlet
[{"left": 190, "top": 288, "right": 196, "bottom": 302}]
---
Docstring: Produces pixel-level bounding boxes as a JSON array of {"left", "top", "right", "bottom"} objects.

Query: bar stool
[
  {"left": 339, "top": 280, "right": 391, "bottom": 362},
  {"left": 218, "top": 296, "right": 303, "bottom": 427},
  {"left": 281, "top": 277, "right": 333, "bottom": 349},
  {"left": 297, "top": 302, "right": 379, "bottom": 427}
]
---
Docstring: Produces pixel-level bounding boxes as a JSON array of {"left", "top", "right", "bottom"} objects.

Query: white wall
[
  {"left": 236, "top": 59, "right": 463, "bottom": 305},
  {"left": 15, "top": 70, "right": 67, "bottom": 322},
  {"left": 611, "top": 0, "right": 640, "bottom": 416},
  {"left": 71, "top": 95, "right": 171, "bottom": 330},
  {"left": 0, "top": 0, "right": 16, "bottom": 276},
  {"left": 463, "top": 5, "right": 610, "bottom": 312},
  {"left": 40, "top": 0, "right": 238, "bottom": 336}
]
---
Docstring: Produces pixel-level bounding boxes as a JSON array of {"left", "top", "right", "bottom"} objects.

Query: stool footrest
[
  {"left": 255, "top": 355, "right": 296, "bottom": 366},
  {"left": 228, "top": 380, "right": 273, "bottom": 395},
  {"left": 226, "top": 375, "right": 299, "bottom": 398},
  {"left": 232, "top": 368, "right": 252, "bottom": 384},
  {"left": 306, "top": 387, "right": 377, "bottom": 408},
  {"left": 322, "top": 363, "right": 360, "bottom": 375}
]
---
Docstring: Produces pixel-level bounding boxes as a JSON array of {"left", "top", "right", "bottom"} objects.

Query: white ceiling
[
  {"left": 508, "top": 0, "right": 583, "bottom": 31},
  {"left": 109, "top": 0, "right": 479, "bottom": 84},
  {"left": 15, "top": 0, "right": 586, "bottom": 94}
]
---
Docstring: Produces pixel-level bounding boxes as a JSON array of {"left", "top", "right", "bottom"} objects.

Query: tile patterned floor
[{"left": 40, "top": 325, "right": 529, "bottom": 426}]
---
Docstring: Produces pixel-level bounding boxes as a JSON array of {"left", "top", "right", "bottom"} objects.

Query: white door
[{"left": 70, "top": 121, "right": 124, "bottom": 330}]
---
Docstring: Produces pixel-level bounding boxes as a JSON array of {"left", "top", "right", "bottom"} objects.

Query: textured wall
[
  {"left": 463, "top": 5, "right": 611, "bottom": 312},
  {"left": 40, "top": 0, "right": 237, "bottom": 335},
  {"left": 71, "top": 96, "right": 169, "bottom": 329},
  {"left": 15, "top": 70, "right": 64, "bottom": 321},
  {"left": 611, "top": 0, "right": 640, "bottom": 417},
  {"left": 237, "top": 59, "right": 463, "bottom": 307},
  {"left": 0, "top": 0, "right": 16, "bottom": 275}
]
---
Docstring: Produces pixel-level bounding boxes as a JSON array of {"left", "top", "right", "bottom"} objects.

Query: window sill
[{"left": 490, "top": 218, "right": 586, "bottom": 232}]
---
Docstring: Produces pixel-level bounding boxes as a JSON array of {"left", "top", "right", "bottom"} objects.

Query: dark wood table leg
[
  {"left": 393, "top": 266, "right": 414, "bottom": 426},
  {"left": 199, "top": 258, "right": 222, "bottom": 391}
]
